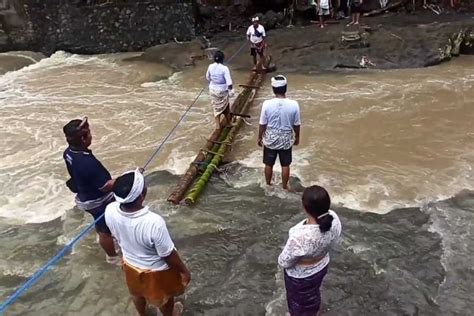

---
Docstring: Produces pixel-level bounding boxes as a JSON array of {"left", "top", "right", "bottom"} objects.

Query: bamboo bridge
[{"left": 167, "top": 59, "right": 271, "bottom": 205}]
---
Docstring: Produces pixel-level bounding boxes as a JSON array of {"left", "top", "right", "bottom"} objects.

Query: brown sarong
[{"left": 123, "top": 260, "right": 186, "bottom": 307}]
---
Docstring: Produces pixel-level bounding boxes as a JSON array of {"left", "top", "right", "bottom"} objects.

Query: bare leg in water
[
  {"left": 282, "top": 166, "right": 291, "bottom": 191},
  {"left": 214, "top": 115, "right": 221, "bottom": 131},
  {"left": 252, "top": 54, "right": 258, "bottom": 70},
  {"left": 98, "top": 231, "right": 117, "bottom": 257},
  {"left": 223, "top": 106, "right": 233, "bottom": 127},
  {"left": 132, "top": 295, "right": 146, "bottom": 316},
  {"left": 264, "top": 165, "right": 273, "bottom": 186},
  {"left": 160, "top": 297, "right": 183, "bottom": 316}
]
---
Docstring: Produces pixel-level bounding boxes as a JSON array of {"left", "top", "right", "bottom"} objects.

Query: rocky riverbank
[{"left": 129, "top": 12, "right": 474, "bottom": 73}]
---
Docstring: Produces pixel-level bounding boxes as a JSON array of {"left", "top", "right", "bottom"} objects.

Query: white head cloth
[
  {"left": 252, "top": 16, "right": 259, "bottom": 22},
  {"left": 114, "top": 169, "right": 145, "bottom": 204},
  {"left": 271, "top": 75, "right": 287, "bottom": 88}
]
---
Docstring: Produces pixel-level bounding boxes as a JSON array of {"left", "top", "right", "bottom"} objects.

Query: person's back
[
  {"left": 279, "top": 210, "right": 341, "bottom": 278},
  {"left": 262, "top": 97, "right": 300, "bottom": 134},
  {"left": 105, "top": 170, "right": 190, "bottom": 316},
  {"left": 258, "top": 75, "right": 301, "bottom": 190},
  {"left": 105, "top": 202, "right": 173, "bottom": 270},
  {"left": 206, "top": 62, "right": 232, "bottom": 92}
]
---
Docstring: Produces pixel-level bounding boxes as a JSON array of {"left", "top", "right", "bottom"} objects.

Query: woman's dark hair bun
[
  {"left": 302, "top": 185, "right": 334, "bottom": 233},
  {"left": 214, "top": 50, "right": 225, "bottom": 63}
]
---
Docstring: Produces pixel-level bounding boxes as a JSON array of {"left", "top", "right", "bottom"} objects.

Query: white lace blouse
[{"left": 278, "top": 210, "right": 342, "bottom": 278}]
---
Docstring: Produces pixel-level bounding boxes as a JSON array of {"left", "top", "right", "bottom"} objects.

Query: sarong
[
  {"left": 209, "top": 88, "right": 229, "bottom": 117},
  {"left": 123, "top": 260, "right": 186, "bottom": 308},
  {"left": 284, "top": 266, "right": 328, "bottom": 316}
]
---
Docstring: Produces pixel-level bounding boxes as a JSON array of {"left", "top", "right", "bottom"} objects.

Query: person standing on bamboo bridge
[
  {"left": 62, "top": 117, "right": 120, "bottom": 264},
  {"left": 105, "top": 170, "right": 191, "bottom": 316},
  {"left": 247, "top": 16, "right": 267, "bottom": 71},
  {"left": 258, "top": 75, "right": 301, "bottom": 190},
  {"left": 206, "top": 50, "right": 235, "bottom": 131}
]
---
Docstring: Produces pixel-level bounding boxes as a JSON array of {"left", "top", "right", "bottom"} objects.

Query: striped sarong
[{"left": 209, "top": 88, "right": 229, "bottom": 117}]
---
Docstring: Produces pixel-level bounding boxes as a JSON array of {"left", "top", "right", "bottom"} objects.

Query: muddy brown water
[{"left": 0, "top": 52, "right": 473, "bottom": 315}]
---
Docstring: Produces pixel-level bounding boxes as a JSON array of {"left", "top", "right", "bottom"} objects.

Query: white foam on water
[
  {"left": 0, "top": 52, "right": 196, "bottom": 224},
  {"left": 265, "top": 269, "right": 287, "bottom": 316},
  {"left": 140, "top": 71, "right": 183, "bottom": 88}
]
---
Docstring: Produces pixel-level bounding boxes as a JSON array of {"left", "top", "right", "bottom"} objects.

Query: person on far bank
[
  {"left": 318, "top": 0, "right": 332, "bottom": 28},
  {"left": 347, "top": 0, "right": 363, "bottom": 26},
  {"left": 278, "top": 185, "right": 342, "bottom": 316},
  {"left": 258, "top": 75, "right": 301, "bottom": 191},
  {"left": 105, "top": 170, "right": 191, "bottom": 316},
  {"left": 206, "top": 50, "right": 235, "bottom": 131},
  {"left": 62, "top": 117, "right": 119, "bottom": 264},
  {"left": 246, "top": 16, "right": 267, "bottom": 71}
]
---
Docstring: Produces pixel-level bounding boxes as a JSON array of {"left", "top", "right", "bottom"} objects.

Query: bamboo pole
[
  {"left": 184, "top": 88, "right": 258, "bottom": 204},
  {"left": 183, "top": 61, "right": 270, "bottom": 205},
  {"left": 167, "top": 69, "right": 262, "bottom": 204}
]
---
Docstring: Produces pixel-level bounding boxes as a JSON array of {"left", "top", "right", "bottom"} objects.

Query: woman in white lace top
[{"left": 278, "top": 185, "right": 342, "bottom": 316}]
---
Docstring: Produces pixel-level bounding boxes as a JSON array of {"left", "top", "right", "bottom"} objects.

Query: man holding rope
[{"left": 62, "top": 117, "right": 120, "bottom": 264}]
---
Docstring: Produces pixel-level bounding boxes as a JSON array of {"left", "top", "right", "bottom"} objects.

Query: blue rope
[
  {"left": 0, "top": 39, "right": 247, "bottom": 314},
  {"left": 0, "top": 218, "right": 98, "bottom": 314}
]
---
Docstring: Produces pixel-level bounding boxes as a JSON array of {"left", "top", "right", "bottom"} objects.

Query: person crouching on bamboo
[
  {"left": 105, "top": 170, "right": 191, "bottom": 316},
  {"left": 206, "top": 50, "right": 235, "bottom": 131}
]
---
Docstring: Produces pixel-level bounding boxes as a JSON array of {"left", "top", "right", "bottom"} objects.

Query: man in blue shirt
[{"left": 63, "top": 117, "right": 119, "bottom": 263}]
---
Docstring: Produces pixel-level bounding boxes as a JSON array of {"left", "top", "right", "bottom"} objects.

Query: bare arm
[
  {"left": 99, "top": 179, "right": 115, "bottom": 193},
  {"left": 164, "top": 250, "right": 191, "bottom": 287},
  {"left": 258, "top": 124, "right": 266, "bottom": 147},
  {"left": 293, "top": 125, "right": 300, "bottom": 146}
]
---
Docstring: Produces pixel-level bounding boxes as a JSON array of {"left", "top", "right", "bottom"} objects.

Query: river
[{"left": 0, "top": 52, "right": 473, "bottom": 315}]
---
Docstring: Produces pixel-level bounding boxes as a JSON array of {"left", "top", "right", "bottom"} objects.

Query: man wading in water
[
  {"left": 62, "top": 117, "right": 119, "bottom": 264},
  {"left": 105, "top": 170, "right": 190, "bottom": 316},
  {"left": 246, "top": 16, "right": 267, "bottom": 71},
  {"left": 258, "top": 75, "right": 301, "bottom": 190}
]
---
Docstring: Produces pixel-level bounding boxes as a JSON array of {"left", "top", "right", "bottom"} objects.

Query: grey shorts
[{"left": 319, "top": 8, "right": 330, "bottom": 16}]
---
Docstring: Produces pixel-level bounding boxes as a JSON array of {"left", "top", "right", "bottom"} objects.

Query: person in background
[
  {"left": 246, "top": 16, "right": 267, "bottom": 71},
  {"left": 318, "top": 0, "right": 332, "bottom": 28},
  {"left": 278, "top": 185, "right": 342, "bottom": 316},
  {"left": 62, "top": 117, "right": 119, "bottom": 264},
  {"left": 105, "top": 170, "right": 191, "bottom": 316},
  {"left": 347, "top": 0, "right": 363, "bottom": 26},
  {"left": 206, "top": 50, "right": 235, "bottom": 131},
  {"left": 258, "top": 75, "right": 301, "bottom": 191}
]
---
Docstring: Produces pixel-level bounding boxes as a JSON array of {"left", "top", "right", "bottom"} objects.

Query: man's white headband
[
  {"left": 252, "top": 17, "right": 259, "bottom": 22},
  {"left": 271, "top": 75, "right": 287, "bottom": 88},
  {"left": 114, "top": 169, "right": 145, "bottom": 204}
]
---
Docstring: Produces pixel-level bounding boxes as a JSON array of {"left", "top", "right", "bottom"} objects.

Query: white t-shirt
[
  {"left": 278, "top": 210, "right": 342, "bottom": 278},
  {"left": 320, "top": 0, "right": 330, "bottom": 9},
  {"left": 246, "top": 24, "right": 266, "bottom": 44},
  {"left": 105, "top": 202, "right": 175, "bottom": 271},
  {"left": 206, "top": 62, "right": 232, "bottom": 91},
  {"left": 259, "top": 97, "right": 301, "bottom": 150}
]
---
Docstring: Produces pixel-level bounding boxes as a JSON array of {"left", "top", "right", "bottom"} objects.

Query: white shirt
[
  {"left": 278, "top": 210, "right": 342, "bottom": 278},
  {"left": 246, "top": 24, "right": 266, "bottom": 44},
  {"left": 105, "top": 202, "right": 175, "bottom": 271},
  {"left": 259, "top": 97, "right": 301, "bottom": 150},
  {"left": 206, "top": 62, "right": 232, "bottom": 91},
  {"left": 320, "top": 0, "right": 330, "bottom": 9}
]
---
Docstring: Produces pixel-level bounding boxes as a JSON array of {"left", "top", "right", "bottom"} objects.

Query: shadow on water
[{"left": 1, "top": 165, "right": 473, "bottom": 315}]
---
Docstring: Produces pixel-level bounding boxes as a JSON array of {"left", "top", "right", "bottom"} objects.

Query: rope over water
[{"left": 0, "top": 40, "right": 247, "bottom": 314}]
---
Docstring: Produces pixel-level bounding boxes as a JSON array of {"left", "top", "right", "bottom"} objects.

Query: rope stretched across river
[{"left": 0, "top": 40, "right": 247, "bottom": 314}]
